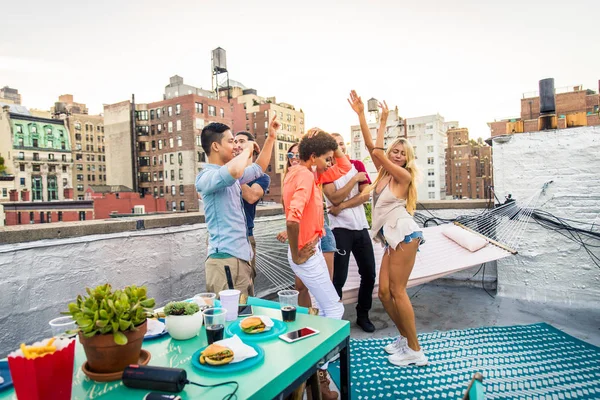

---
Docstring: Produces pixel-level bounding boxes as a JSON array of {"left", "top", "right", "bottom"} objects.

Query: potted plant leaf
[
  {"left": 164, "top": 301, "right": 202, "bottom": 340},
  {"left": 64, "top": 283, "right": 155, "bottom": 374}
]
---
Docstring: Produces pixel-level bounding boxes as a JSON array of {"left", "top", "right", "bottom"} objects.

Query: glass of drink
[
  {"left": 218, "top": 289, "right": 241, "bottom": 322},
  {"left": 278, "top": 290, "right": 299, "bottom": 322},
  {"left": 203, "top": 308, "right": 227, "bottom": 345},
  {"left": 193, "top": 292, "right": 216, "bottom": 311},
  {"left": 49, "top": 316, "right": 77, "bottom": 338}
]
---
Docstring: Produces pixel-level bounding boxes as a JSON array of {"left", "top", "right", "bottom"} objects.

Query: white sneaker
[
  {"left": 384, "top": 336, "right": 408, "bottom": 354},
  {"left": 388, "top": 348, "right": 429, "bottom": 367}
]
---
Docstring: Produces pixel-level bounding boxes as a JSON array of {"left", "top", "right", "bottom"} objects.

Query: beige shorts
[{"left": 205, "top": 256, "right": 253, "bottom": 298}]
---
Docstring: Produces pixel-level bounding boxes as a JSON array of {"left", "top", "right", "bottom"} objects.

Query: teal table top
[{"left": 0, "top": 306, "right": 350, "bottom": 400}]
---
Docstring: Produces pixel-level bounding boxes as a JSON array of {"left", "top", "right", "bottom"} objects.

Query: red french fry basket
[{"left": 7, "top": 338, "right": 76, "bottom": 400}]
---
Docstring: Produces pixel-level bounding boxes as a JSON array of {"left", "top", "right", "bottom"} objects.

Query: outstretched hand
[
  {"left": 268, "top": 115, "right": 280, "bottom": 140},
  {"left": 347, "top": 90, "right": 364, "bottom": 115},
  {"left": 306, "top": 127, "right": 322, "bottom": 138},
  {"left": 379, "top": 100, "right": 389, "bottom": 122}
]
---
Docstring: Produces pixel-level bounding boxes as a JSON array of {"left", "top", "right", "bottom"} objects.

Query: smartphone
[
  {"left": 279, "top": 327, "right": 320, "bottom": 343},
  {"left": 238, "top": 305, "right": 253, "bottom": 317}
]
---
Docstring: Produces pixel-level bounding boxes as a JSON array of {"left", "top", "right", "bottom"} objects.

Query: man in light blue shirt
[{"left": 196, "top": 117, "right": 279, "bottom": 297}]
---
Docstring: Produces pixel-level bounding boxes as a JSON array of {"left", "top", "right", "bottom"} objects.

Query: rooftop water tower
[{"left": 211, "top": 47, "right": 230, "bottom": 101}]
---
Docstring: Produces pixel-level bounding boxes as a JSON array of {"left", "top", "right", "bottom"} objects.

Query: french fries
[{"left": 19, "top": 338, "right": 57, "bottom": 359}]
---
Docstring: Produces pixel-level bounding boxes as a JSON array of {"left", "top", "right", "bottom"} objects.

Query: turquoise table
[{"left": 0, "top": 305, "right": 351, "bottom": 400}]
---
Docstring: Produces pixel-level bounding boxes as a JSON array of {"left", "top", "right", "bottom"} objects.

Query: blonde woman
[{"left": 348, "top": 90, "right": 428, "bottom": 367}]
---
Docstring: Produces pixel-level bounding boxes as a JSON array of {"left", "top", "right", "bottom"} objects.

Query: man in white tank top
[{"left": 323, "top": 134, "right": 377, "bottom": 332}]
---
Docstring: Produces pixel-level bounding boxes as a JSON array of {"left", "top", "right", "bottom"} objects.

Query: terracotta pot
[{"left": 79, "top": 320, "right": 147, "bottom": 374}]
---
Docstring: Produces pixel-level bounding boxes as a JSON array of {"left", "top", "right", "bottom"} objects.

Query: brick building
[
  {"left": 0, "top": 86, "right": 21, "bottom": 104},
  {"left": 489, "top": 81, "right": 600, "bottom": 137},
  {"left": 104, "top": 76, "right": 245, "bottom": 212},
  {"left": 52, "top": 95, "right": 106, "bottom": 200},
  {"left": 2, "top": 199, "right": 94, "bottom": 225},
  {"left": 445, "top": 128, "right": 493, "bottom": 200},
  {"left": 220, "top": 81, "right": 305, "bottom": 202},
  {"left": 85, "top": 185, "right": 167, "bottom": 219}
]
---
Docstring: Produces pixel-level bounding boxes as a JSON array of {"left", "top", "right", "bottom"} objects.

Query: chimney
[
  {"left": 538, "top": 78, "right": 557, "bottom": 131},
  {"left": 9, "top": 189, "right": 18, "bottom": 202},
  {"left": 21, "top": 189, "right": 30, "bottom": 202},
  {"left": 64, "top": 187, "right": 74, "bottom": 200}
]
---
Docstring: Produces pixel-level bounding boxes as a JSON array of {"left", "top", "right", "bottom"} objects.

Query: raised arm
[
  {"left": 348, "top": 90, "right": 382, "bottom": 171},
  {"left": 371, "top": 101, "right": 411, "bottom": 185},
  {"left": 227, "top": 147, "right": 254, "bottom": 180},
  {"left": 255, "top": 115, "right": 280, "bottom": 172}
]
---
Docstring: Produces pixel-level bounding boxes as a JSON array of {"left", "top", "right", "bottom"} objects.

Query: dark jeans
[{"left": 332, "top": 228, "right": 376, "bottom": 316}]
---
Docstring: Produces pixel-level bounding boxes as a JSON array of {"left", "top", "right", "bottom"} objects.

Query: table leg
[
  {"left": 308, "top": 371, "right": 322, "bottom": 400},
  {"left": 340, "top": 337, "right": 350, "bottom": 400}
]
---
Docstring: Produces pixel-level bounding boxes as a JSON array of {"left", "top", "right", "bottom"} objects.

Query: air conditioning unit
[{"left": 133, "top": 205, "right": 146, "bottom": 214}]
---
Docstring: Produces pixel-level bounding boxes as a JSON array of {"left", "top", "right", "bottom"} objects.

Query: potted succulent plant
[
  {"left": 64, "top": 283, "right": 155, "bottom": 374},
  {"left": 164, "top": 301, "right": 202, "bottom": 340}
]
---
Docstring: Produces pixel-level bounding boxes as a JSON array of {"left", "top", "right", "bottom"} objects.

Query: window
[
  {"left": 77, "top": 185, "right": 84, "bottom": 191},
  {"left": 176, "top": 104, "right": 181, "bottom": 115},
  {"left": 428, "top": 180, "right": 435, "bottom": 188},
  {"left": 47, "top": 176, "right": 58, "bottom": 200},
  {"left": 168, "top": 121, "right": 173, "bottom": 133},
  {"left": 177, "top": 136, "right": 182, "bottom": 147},
  {"left": 153, "top": 156, "right": 157, "bottom": 166},
  {"left": 179, "top": 169, "right": 183, "bottom": 180},
  {"left": 150, "top": 109, "right": 155, "bottom": 120},
  {"left": 18, "top": 152, "right": 24, "bottom": 160},
  {"left": 178, "top": 152, "right": 183, "bottom": 164},
  {"left": 20, "top": 178, "right": 25, "bottom": 186},
  {"left": 32, "top": 176, "right": 43, "bottom": 201},
  {"left": 427, "top": 157, "right": 434, "bottom": 165},
  {"left": 16, "top": 125, "right": 23, "bottom": 133},
  {"left": 157, "top": 108, "right": 161, "bottom": 119},
  {"left": 180, "top": 201, "right": 185, "bottom": 211},
  {"left": 32, "top": 138, "right": 39, "bottom": 147},
  {"left": 20, "top": 163, "right": 25, "bottom": 172},
  {"left": 2, "top": 188, "right": 6, "bottom": 197},
  {"left": 47, "top": 139, "right": 53, "bottom": 148},
  {"left": 153, "top": 172, "right": 158, "bottom": 182},
  {"left": 264, "top": 121, "right": 268, "bottom": 129},
  {"left": 171, "top": 185, "right": 176, "bottom": 195},
  {"left": 169, "top": 138, "right": 174, "bottom": 148},
  {"left": 62, "top": 154, "right": 67, "bottom": 162},
  {"left": 159, "top": 171, "right": 164, "bottom": 181},
  {"left": 79, "top": 211, "right": 86, "bottom": 221},
  {"left": 428, "top": 169, "right": 434, "bottom": 176},
  {"left": 158, "top": 140, "right": 163, "bottom": 150},
  {"left": 17, "top": 137, "right": 23, "bottom": 147},
  {"left": 33, "top": 165, "right": 41, "bottom": 172},
  {"left": 170, "top": 154, "right": 174, "bottom": 164},
  {"left": 264, "top": 110, "right": 268, "bottom": 117},
  {"left": 176, "top": 120, "right": 181, "bottom": 131},
  {"left": 195, "top": 103, "right": 203, "bottom": 113},
  {"left": 58, "top": 212, "right": 63, "bottom": 222},
  {"left": 428, "top": 192, "right": 436, "bottom": 199},
  {"left": 220, "top": 108, "right": 224, "bottom": 118},
  {"left": 208, "top": 106, "right": 216, "bottom": 117},
  {"left": 136, "top": 110, "right": 149, "bottom": 121},
  {"left": 170, "top": 170, "right": 175, "bottom": 181},
  {"left": 168, "top": 106, "right": 173, "bottom": 117},
  {"left": 31, "top": 125, "right": 37, "bottom": 133},
  {"left": 195, "top": 118, "right": 204, "bottom": 129},
  {"left": 160, "top": 186, "right": 164, "bottom": 197},
  {"left": 427, "top": 145, "right": 434, "bottom": 153},
  {"left": 171, "top": 201, "right": 177, "bottom": 211},
  {"left": 179, "top": 184, "right": 184, "bottom": 195},
  {"left": 157, "top": 124, "right": 162, "bottom": 133}
]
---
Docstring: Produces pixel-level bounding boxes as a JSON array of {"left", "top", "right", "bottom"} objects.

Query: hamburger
[
  {"left": 199, "top": 344, "right": 234, "bottom": 366},
  {"left": 241, "top": 317, "right": 265, "bottom": 334}
]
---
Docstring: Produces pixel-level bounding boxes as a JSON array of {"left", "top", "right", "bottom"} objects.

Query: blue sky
[{"left": 1, "top": 0, "right": 598, "bottom": 140}]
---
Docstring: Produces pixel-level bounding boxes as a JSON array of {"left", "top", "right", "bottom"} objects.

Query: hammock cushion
[{"left": 442, "top": 224, "right": 488, "bottom": 252}]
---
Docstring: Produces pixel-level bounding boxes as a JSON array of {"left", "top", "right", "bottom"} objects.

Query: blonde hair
[{"left": 366, "top": 137, "right": 420, "bottom": 215}]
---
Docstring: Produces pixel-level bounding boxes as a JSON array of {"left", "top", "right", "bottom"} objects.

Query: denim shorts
[
  {"left": 320, "top": 223, "right": 337, "bottom": 253},
  {"left": 378, "top": 228, "right": 425, "bottom": 250}
]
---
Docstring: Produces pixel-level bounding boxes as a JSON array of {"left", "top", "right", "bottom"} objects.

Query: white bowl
[{"left": 165, "top": 312, "right": 203, "bottom": 340}]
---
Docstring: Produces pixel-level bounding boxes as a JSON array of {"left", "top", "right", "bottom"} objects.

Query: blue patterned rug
[{"left": 329, "top": 323, "right": 600, "bottom": 399}]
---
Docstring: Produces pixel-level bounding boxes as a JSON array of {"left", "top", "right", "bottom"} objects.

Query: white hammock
[{"left": 341, "top": 185, "right": 551, "bottom": 304}]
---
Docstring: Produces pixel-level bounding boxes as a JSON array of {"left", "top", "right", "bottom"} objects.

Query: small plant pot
[
  {"left": 79, "top": 320, "right": 147, "bottom": 374},
  {"left": 165, "top": 312, "right": 203, "bottom": 340}
]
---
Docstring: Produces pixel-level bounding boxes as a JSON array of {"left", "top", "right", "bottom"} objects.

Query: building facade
[
  {"left": 0, "top": 105, "right": 73, "bottom": 204},
  {"left": 350, "top": 109, "right": 453, "bottom": 200},
  {"left": 489, "top": 82, "right": 600, "bottom": 137},
  {"left": 51, "top": 95, "right": 106, "bottom": 200},
  {"left": 104, "top": 76, "right": 245, "bottom": 212},
  {"left": 85, "top": 185, "right": 167, "bottom": 219},
  {"left": 222, "top": 83, "right": 305, "bottom": 203},
  {"left": 0, "top": 86, "right": 21, "bottom": 104},
  {"left": 445, "top": 128, "right": 493, "bottom": 200}
]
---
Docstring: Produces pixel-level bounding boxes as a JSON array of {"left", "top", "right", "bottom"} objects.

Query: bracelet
[{"left": 372, "top": 147, "right": 386, "bottom": 151}]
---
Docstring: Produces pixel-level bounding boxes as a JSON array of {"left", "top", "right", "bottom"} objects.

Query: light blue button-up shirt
[{"left": 195, "top": 162, "right": 263, "bottom": 262}]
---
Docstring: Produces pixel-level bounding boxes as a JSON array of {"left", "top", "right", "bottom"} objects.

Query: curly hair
[{"left": 298, "top": 130, "right": 338, "bottom": 161}]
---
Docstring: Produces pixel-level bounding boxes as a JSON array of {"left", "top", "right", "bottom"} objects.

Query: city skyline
[{"left": 1, "top": 0, "right": 599, "bottom": 141}]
